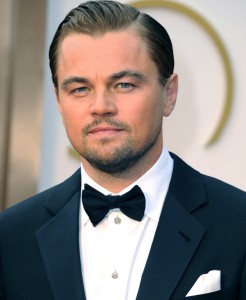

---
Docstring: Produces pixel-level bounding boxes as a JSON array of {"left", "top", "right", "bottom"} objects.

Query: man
[{"left": 0, "top": 1, "right": 245, "bottom": 299}]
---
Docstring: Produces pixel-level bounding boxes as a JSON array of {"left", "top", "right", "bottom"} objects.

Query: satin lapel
[
  {"left": 35, "top": 191, "right": 86, "bottom": 300},
  {"left": 136, "top": 191, "right": 206, "bottom": 300}
]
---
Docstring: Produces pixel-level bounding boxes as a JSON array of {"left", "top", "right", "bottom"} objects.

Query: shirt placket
[{"left": 106, "top": 211, "right": 126, "bottom": 300}]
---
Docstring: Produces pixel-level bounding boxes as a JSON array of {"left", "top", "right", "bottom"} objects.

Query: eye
[
  {"left": 119, "top": 83, "right": 133, "bottom": 88},
  {"left": 71, "top": 86, "right": 90, "bottom": 96},
  {"left": 74, "top": 87, "right": 88, "bottom": 93},
  {"left": 116, "top": 82, "right": 135, "bottom": 92}
]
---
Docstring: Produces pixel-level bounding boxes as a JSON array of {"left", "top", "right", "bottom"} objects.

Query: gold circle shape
[{"left": 130, "top": 0, "right": 234, "bottom": 146}]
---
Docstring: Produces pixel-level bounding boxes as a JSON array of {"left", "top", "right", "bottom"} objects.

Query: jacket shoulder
[
  {"left": 202, "top": 174, "right": 246, "bottom": 211},
  {"left": 0, "top": 169, "right": 81, "bottom": 231},
  {"left": 170, "top": 152, "right": 246, "bottom": 212}
]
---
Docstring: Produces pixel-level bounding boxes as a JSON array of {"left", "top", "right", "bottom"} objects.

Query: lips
[{"left": 89, "top": 126, "right": 123, "bottom": 134}]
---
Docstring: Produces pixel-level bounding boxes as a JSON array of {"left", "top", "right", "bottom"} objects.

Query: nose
[{"left": 90, "top": 90, "right": 117, "bottom": 117}]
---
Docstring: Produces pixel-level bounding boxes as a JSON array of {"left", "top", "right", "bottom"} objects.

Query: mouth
[{"left": 88, "top": 126, "right": 123, "bottom": 137}]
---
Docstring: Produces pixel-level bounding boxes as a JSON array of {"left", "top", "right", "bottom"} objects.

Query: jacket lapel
[
  {"left": 35, "top": 171, "right": 86, "bottom": 300},
  {"left": 136, "top": 154, "right": 208, "bottom": 300},
  {"left": 136, "top": 191, "right": 206, "bottom": 300}
]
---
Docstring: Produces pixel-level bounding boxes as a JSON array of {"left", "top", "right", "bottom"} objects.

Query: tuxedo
[{"left": 0, "top": 153, "right": 246, "bottom": 300}]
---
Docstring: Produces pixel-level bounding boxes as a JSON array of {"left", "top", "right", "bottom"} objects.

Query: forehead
[
  {"left": 56, "top": 30, "right": 156, "bottom": 79},
  {"left": 59, "top": 29, "right": 146, "bottom": 55}
]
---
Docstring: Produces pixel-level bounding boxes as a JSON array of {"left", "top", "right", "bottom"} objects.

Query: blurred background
[{"left": 0, "top": 0, "right": 245, "bottom": 210}]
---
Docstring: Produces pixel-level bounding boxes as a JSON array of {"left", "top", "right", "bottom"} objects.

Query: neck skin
[{"left": 80, "top": 138, "right": 163, "bottom": 193}]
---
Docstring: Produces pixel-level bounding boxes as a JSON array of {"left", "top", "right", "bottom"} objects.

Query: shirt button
[
  {"left": 112, "top": 271, "right": 118, "bottom": 279},
  {"left": 114, "top": 216, "right": 121, "bottom": 224}
]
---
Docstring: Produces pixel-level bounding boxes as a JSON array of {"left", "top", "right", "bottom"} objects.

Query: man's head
[
  {"left": 49, "top": 0, "right": 174, "bottom": 89},
  {"left": 51, "top": 0, "right": 178, "bottom": 179}
]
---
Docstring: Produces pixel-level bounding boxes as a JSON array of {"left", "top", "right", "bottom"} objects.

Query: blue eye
[
  {"left": 118, "top": 83, "right": 133, "bottom": 89},
  {"left": 74, "top": 87, "right": 88, "bottom": 93}
]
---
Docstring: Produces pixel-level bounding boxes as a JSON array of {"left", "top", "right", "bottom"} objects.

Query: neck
[{"left": 81, "top": 145, "right": 163, "bottom": 193}]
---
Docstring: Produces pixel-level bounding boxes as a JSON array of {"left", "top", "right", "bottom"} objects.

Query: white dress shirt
[{"left": 79, "top": 148, "right": 173, "bottom": 300}]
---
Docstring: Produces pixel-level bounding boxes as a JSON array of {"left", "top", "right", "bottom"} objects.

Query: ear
[
  {"left": 163, "top": 73, "right": 178, "bottom": 117},
  {"left": 53, "top": 86, "right": 64, "bottom": 123}
]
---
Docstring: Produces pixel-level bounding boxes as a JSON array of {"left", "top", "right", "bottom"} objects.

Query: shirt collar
[{"left": 80, "top": 147, "right": 173, "bottom": 224}]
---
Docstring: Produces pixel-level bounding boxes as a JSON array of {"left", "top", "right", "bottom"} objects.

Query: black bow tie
[{"left": 82, "top": 184, "right": 146, "bottom": 227}]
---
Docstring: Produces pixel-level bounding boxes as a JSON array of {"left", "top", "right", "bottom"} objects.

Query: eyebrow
[
  {"left": 109, "top": 70, "right": 147, "bottom": 83},
  {"left": 60, "top": 76, "right": 89, "bottom": 91}
]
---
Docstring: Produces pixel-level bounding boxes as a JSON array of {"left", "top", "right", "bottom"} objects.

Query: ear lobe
[{"left": 163, "top": 73, "right": 178, "bottom": 117}]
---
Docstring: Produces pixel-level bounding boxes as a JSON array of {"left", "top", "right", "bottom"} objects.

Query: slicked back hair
[{"left": 49, "top": 0, "right": 174, "bottom": 88}]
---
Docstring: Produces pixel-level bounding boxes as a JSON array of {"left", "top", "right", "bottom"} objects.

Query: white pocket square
[{"left": 186, "top": 270, "right": 221, "bottom": 297}]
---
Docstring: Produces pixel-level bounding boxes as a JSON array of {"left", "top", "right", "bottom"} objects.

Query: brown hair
[{"left": 49, "top": 0, "right": 174, "bottom": 88}]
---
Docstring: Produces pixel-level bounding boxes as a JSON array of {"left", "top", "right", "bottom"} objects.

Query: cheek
[
  {"left": 135, "top": 114, "right": 161, "bottom": 136},
  {"left": 132, "top": 97, "right": 163, "bottom": 126},
  {"left": 130, "top": 103, "right": 163, "bottom": 140},
  {"left": 60, "top": 101, "right": 85, "bottom": 123},
  {"left": 60, "top": 108, "right": 84, "bottom": 136}
]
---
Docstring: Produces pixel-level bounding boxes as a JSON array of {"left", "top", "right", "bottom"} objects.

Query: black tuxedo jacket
[{"left": 0, "top": 154, "right": 246, "bottom": 300}]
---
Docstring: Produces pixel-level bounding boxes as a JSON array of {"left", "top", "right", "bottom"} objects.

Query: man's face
[{"left": 55, "top": 30, "right": 177, "bottom": 174}]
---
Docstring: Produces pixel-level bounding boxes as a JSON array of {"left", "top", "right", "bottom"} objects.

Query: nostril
[{"left": 90, "top": 98, "right": 117, "bottom": 116}]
